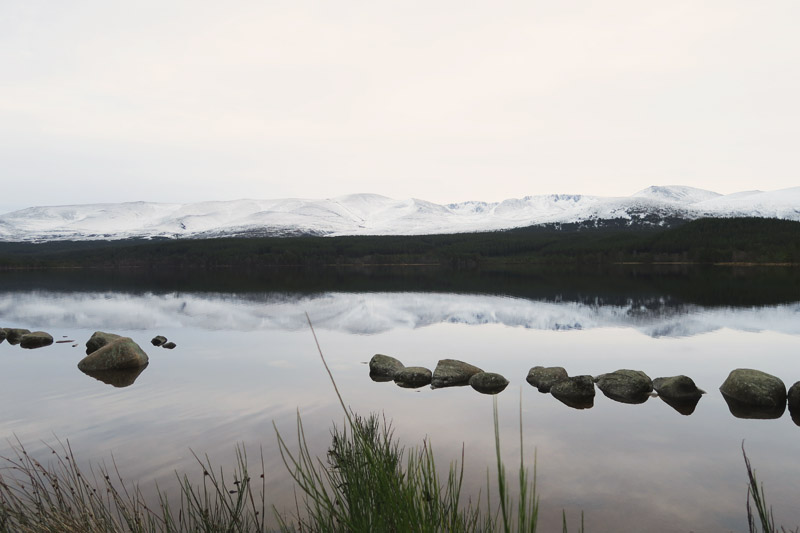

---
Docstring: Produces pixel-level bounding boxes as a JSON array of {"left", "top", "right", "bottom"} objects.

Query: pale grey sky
[{"left": 1, "top": 1, "right": 799, "bottom": 214}]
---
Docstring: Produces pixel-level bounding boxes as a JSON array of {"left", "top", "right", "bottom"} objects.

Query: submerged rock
[
  {"left": 719, "top": 369, "right": 786, "bottom": 410},
  {"left": 596, "top": 369, "right": 653, "bottom": 404},
  {"left": 526, "top": 366, "right": 568, "bottom": 393},
  {"left": 85, "top": 331, "right": 122, "bottom": 355},
  {"left": 78, "top": 337, "right": 149, "bottom": 372},
  {"left": 151, "top": 335, "right": 167, "bottom": 346},
  {"left": 5, "top": 328, "right": 31, "bottom": 345},
  {"left": 369, "top": 354, "right": 405, "bottom": 381},
  {"left": 394, "top": 366, "right": 432, "bottom": 389},
  {"left": 469, "top": 372, "right": 509, "bottom": 395},
  {"left": 550, "top": 375, "right": 595, "bottom": 409},
  {"left": 431, "top": 359, "right": 483, "bottom": 388},
  {"left": 20, "top": 331, "right": 54, "bottom": 349},
  {"left": 80, "top": 364, "right": 149, "bottom": 388}
]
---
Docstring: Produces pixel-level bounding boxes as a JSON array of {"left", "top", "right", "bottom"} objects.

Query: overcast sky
[{"left": 1, "top": 1, "right": 799, "bottom": 214}]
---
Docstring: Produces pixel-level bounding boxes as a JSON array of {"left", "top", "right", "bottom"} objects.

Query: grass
[{"left": 0, "top": 317, "right": 790, "bottom": 532}]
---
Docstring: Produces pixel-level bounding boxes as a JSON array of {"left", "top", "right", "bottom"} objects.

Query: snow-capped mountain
[{"left": 1, "top": 185, "right": 799, "bottom": 242}]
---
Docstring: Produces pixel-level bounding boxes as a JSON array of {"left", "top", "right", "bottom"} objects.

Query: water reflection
[
  {"left": 2, "top": 268, "right": 800, "bottom": 532},
  {"left": 659, "top": 395, "right": 701, "bottom": 416},
  {"left": 1, "top": 291, "right": 799, "bottom": 338},
  {"left": 721, "top": 394, "right": 787, "bottom": 420},
  {"left": 80, "top": 364, "right": 149, "bottom": 388}
]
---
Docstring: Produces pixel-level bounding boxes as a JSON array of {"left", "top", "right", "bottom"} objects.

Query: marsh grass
[{"left": 744, "top": 444, "right": 798, "bottom": 533}]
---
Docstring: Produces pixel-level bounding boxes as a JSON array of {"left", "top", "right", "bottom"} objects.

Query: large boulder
[
  {"left": 431, "top": 359, "right": 483, "bottom": 388},
  {"left": 596, "top": 369, "right": 653, "bottom": 404},
  {"left": 20, "top": 331, "right": 54, "bottom": 349},
  {"left": 86, "top": 331, "right": 122, "bottom": 355},
  {"left": 550, "top": 375, "right": 595, "bottom": 409},
  {"left": 5, "top": 328, "right": 31, "bottom": 345},
  {"left": 469, "top": 372, "right": 509, "bottom": 395},
  {"left": 394, "top": 367, "right": 432, "bottom": 389},
  {"left": 719, "top": 369, "right": 786, "bottom": 410},
  {"left": 369, "top": 354, "right": 405, "bottom": 382},
  {"left": 77, "top": 337, "right": 149, "bottom": 372},
  {"left": 526, "top": 366, "right": 568, "bottom": 393}
]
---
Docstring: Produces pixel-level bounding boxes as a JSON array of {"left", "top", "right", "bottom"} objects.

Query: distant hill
[
  {"left": 1, "top": 185, "right": 799, "bottom": 242},
  {"left": 1, "top": 217, "right": 798, "bottom": 268}
]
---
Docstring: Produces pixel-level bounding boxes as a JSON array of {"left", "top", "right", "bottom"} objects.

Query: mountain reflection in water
[{"left": 1, "top": 267, "right": 800, "bottom": 533}]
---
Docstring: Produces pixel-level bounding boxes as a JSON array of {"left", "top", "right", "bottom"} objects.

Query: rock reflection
[
  {"left": 552, "top": 395, "right": 594, "bottom": 410},
  {"left": 80, "top": 364, "right": 149, "bottom": 388},
  {"left": 658, "top": 395, "right": 701, "bottom": 415},
  {"left": 721, "top": 393, "right": 786, "bottom": 420}
]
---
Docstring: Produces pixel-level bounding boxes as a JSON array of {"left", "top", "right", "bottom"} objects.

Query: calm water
[{"left": 1, "top": 267, "right": 799, "bottom": 532}]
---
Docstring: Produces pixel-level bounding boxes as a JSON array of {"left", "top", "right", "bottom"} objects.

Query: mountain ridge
[{"left": 1, "top": 185, "right": 799, "bottom": 242}]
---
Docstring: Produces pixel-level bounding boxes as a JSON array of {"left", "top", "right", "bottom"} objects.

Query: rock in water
[
  {"left": 85, "top": 331, "right": 122, "bottom": 355},
  {"left": 162, "top": 342, "right": 176, "bottom": 349},
  {"left": 526, "top": 366, "right": 568, "bottom": 393},
  {"left": 4, "top": 328, "right": 31, "bottom": 345},
  {"left": 151, "top": 335, "right": 167, "bottom": 346},
  {"left": 394, "top": 367, "right": 432, "bottom": 388},
  {"left": 369, "top": 354, "right": 405, "bottom": 381},
  {"left": 469, "top": 372, "right": 509, "bottom": 395},
  {"left": 431, "top": 359, "right": 483, "bottom": 388},
  {"left": 78, "top": 337, "right": 149, "bottom": 371},
  {"left": 595, "top": 369, "right": 653, "bottom": 404},
  {"left": 0, "top": 329, "right": 6, "bottom": 343},
  {"left": 20, "top": 331, "right": 54, "bottom": 349},
  {"left": 719, "top": 369, "right": 786, "bottom": 410},
  {"left": 788, "top": 382, "right": 800, "bottom": 426},
  {"left": 550, "top": 376, "right": 596, "bottom": 409},
  {"left": 653, "top": 375, "right": 705, "bottom": 402}
]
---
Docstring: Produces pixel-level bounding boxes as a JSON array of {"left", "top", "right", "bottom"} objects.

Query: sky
[{"left": 1, "top": 1, "right": 799, "bottom": 214}]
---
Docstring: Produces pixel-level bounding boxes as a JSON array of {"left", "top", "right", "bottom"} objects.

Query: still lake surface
[{"left": 1, "top": 267, "right": 799, "bottom": 532}]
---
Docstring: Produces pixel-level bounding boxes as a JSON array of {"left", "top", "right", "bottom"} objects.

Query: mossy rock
[{"left": 78, "top": 337, "right": 149, "bottom": 371}]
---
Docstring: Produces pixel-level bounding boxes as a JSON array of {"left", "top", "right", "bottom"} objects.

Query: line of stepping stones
[{"left": 369, "top": 355, "right": 800, "bottom": 423}]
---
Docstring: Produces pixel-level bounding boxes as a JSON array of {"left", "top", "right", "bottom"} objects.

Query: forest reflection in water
[{"left": 1, "top": 265, "right": 799, "bottom": 532}]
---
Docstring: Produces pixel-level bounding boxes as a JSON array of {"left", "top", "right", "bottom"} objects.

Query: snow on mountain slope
[
  {"left": 633, "top": 185, "right": 722, "bottom": 204},
  {"left": 0, "top": 185, "right": 797, "bottom": 242}
]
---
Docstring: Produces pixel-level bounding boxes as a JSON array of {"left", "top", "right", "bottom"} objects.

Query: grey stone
[
  {"left": 20, "top": 331, "right": 54, "bottom": 349},
  {"left": 78, "top": 337, "right": 149, "bottom": 372},
  {"left": 162, "top": 342, "right": 176, "bottom": 349},
  {"left": 653, "top": 375, "right": 705, "bottom": 402},
  {"left": 469, "top": 372, "right": 509, "bottom": 395},
  {"left": 526, "top": 366, "right": 568, "bottom": 393},
  {"left": 394, "top": 366, "right": 432, "bottom": 389},
  {"left": 596, "top": 369, "right": 653, "bottom": 404},
  {"left": 151, "top": 335, "right": 168, "bottom": 346},
  {"left": 788, "top": 382, "right": 800, "bottom": 426},
  {"left": 5, "top": 328, "right": 31, "bottom": 345},
  {"left": 369, "top": 354, "right": 405, "bottom": 380},
  {"left": 550, "top": 375, "right": 595, "bottom": 409},
  {"left": 719, "top": 368, "right": 786, "bottom": 409},
  {"left": 86, "top": 331, "right": 122, "bottom": 355},
  {"left": 431, "top": 359, "right": 483, "bottom": 388}
]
